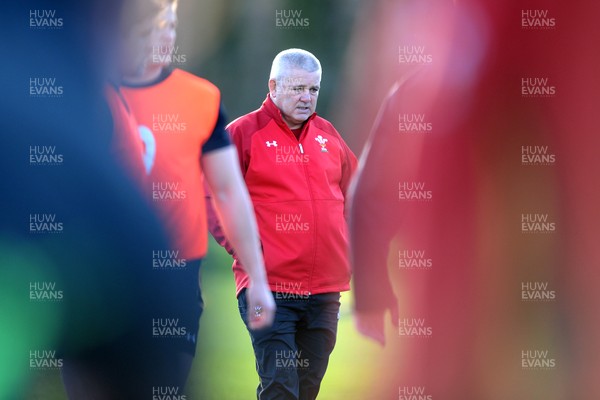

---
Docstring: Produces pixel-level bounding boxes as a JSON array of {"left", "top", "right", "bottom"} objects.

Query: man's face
[
  {"left": 269, "top": 68, "right": 321, "bottom": 129},
  {"left": 119, "top": 10, "right": 156, "bottom": 78},
  {"left": 150, "top": 5, "right": 178, "bottom": 68}
]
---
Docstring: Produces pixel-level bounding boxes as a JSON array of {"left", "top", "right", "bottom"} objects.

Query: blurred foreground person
[
  {"left": 348, "top": 0, "right": 600, "bottom": 398},
  {"left": 121, "top": 0, "right": 275, "bottom": 392},
  {"left": 0, "top": 0, "right": 193, "bottom": 398}
]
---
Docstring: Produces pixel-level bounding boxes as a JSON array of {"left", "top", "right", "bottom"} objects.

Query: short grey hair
[{"left": 269, "top": 48, "right": 322, "bottom": 80}]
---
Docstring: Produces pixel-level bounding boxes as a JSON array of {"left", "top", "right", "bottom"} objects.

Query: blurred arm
[
  {"left": 348, "top": 87, "right": 404, "bottom": 344},
  {"left": 202, "top": 146, "right": 274, "bottom": 329}
]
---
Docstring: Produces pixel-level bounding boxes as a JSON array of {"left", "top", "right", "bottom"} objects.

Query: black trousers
[{"left": 238, "top": 289, "right": 341, "bottom": 400}]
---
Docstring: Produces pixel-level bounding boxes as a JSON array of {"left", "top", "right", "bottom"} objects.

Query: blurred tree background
[{"left": 176, "top": 0, "right": 395, "bottom": 152}]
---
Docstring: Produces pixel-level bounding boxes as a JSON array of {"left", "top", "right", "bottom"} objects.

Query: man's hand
[
  {"left": 354, "top": 303, "right": 399, "bottom": 346},
  {"left": 246, "top": 281, "right": 276, "bottom": 330}
]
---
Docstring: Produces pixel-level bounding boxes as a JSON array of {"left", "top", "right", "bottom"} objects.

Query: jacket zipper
[
  {"left": 281, "top": 124, "right": 316, "bottom": 295},
  {"left": 292, "top": 128, "right": 316, "bottom": 296}
]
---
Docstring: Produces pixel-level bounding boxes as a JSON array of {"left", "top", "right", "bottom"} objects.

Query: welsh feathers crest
[{"left": 315, "top": 135, "right": 328, "bottom": 152}]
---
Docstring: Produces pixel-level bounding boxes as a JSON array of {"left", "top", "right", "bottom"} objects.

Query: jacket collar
[{"left": 261, "top": 94, "right": 317, "bottom": 131}]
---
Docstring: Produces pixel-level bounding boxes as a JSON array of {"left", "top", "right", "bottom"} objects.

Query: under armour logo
[{"left": 266, "top": 141, "right": 278, "bottom": 147}]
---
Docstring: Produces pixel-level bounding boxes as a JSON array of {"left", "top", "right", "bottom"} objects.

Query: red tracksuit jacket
[{"left": 209, "top": 95, "right": 357, "bottom": 297}]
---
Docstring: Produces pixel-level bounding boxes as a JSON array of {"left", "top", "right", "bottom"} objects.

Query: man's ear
[{"left": 268, "top": 79, "right": 277, "bottom": 98}]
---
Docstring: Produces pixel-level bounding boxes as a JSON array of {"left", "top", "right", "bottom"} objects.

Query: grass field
[{"left": 24, "top": 239, "right": 384, "bottom": 399}]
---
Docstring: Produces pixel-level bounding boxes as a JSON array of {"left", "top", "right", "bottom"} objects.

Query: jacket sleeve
[
  {"left": 339, "top": 133, "right": 359, "bottom": 199},
  {"left": 229, "top": 122, "right": 250, "bottom": 176}
]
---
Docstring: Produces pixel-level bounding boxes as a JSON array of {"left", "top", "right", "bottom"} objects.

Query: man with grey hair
[{"left": 208, "top": 48, "right": 357, "bottom": 399}]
